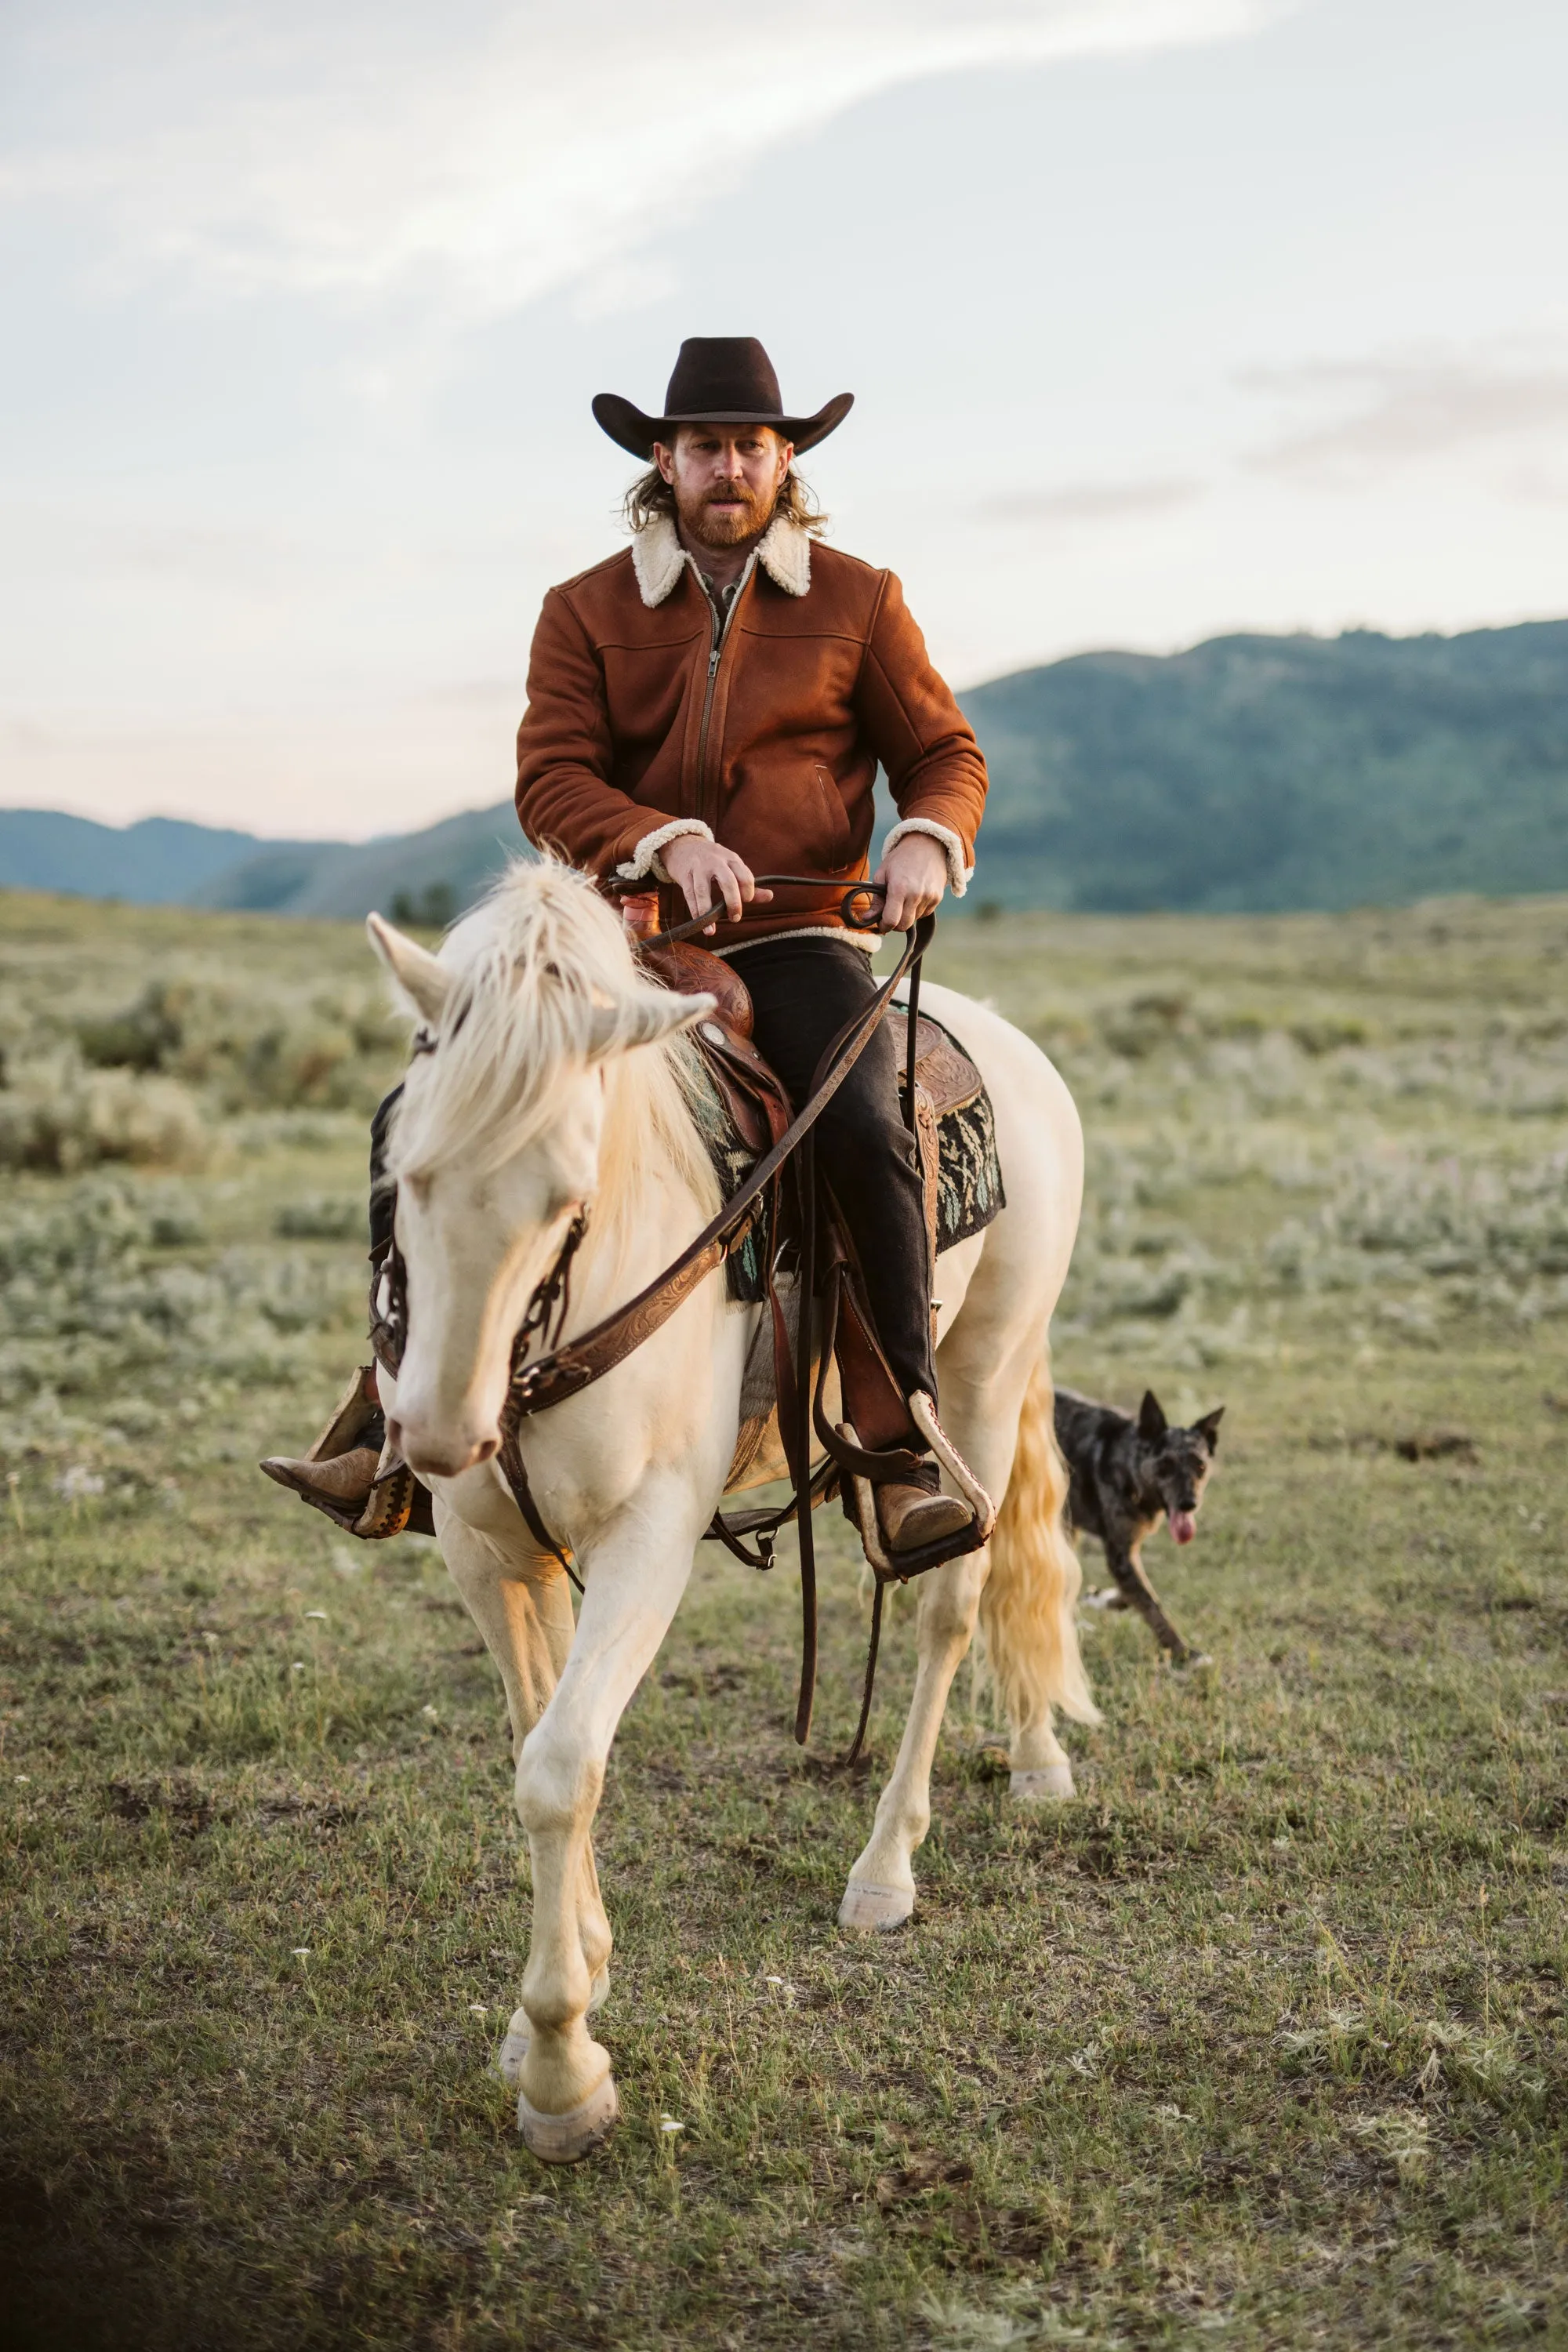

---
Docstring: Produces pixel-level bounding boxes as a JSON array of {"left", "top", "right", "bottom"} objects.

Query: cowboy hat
[{"left": 592, "top": 336, "right": 853, "bottom": 460}]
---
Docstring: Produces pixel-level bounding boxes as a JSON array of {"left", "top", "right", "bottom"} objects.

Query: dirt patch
[
  {"left": 106, "top": 1777, "right": 220, "bottom": 1831},
  {"left": 869, "top": 2150, "right": 975, "bottom": 2207}
]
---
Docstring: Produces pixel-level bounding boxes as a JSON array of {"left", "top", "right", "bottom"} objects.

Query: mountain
[
  {"left": 5, "top": 619, "right": 1567, "bottom": 919},
  {"left": 960, "top": 617, "right": 1568, "bottom": 913},
  {"left": 201, "top": 801, "right": 527, "bottom": 922},
  {"left": 0, "top": 801, "right": 524, "bottom": 928},
  {"left": 0, "top": 809, "right": 314, "bottom": 905}
]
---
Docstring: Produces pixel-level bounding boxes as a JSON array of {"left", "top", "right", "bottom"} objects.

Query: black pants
[
  {"left": 731, "top": 934, "right": 935, "bottom": 1419},
  {"left": 367, "top": 935, "right": 937, "bottom": 1421}
]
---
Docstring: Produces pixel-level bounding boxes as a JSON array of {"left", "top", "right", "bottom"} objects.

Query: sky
[{"left": 2, "top": 0, "right": 1566, "bottom": 840}]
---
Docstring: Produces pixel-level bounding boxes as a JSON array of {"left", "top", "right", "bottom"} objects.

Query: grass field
[{"left": 2, "top": 887, "right": 1565, "bottom": 2351}]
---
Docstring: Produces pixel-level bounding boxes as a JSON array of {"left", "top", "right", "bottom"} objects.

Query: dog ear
[
  {"left": 1193, "top": 1406, "right": 1225, "bottom": 1452},
  {"left": 1138, "top": 1391, "right": 1168, "bottom": 1443}
]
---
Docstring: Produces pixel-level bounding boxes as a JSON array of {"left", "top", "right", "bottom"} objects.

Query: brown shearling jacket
[{"left": 514, "top": 511, "right": 987, "bottom": 950}]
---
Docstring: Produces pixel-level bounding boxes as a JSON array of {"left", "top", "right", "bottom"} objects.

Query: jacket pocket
[{"left": 808, "top": 764, "right": 852, "bottom": 872}]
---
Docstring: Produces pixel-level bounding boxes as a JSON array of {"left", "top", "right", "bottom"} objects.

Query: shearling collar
[
  {"left": 755, "top": 510, "right": 812, "bottom": 597},
  {"left": 630, "top": 510, "right": 812, "bottom": 608}
]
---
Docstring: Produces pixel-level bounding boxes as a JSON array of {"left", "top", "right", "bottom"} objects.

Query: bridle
[{"left": 371, "top": 877, "right": 978, "bottom": 1757}]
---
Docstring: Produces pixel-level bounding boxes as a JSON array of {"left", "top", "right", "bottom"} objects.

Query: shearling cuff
[
  {"left": 720, "top": 923, "right": 877, "bottom": 959},
  {"left": 884, "top": 817, "right": 973, "bottom": 898},
  {"left": 615, "top": 818, "right": 714, "bottom": 885}
]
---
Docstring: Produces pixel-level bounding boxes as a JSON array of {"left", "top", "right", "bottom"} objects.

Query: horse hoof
[
  {"left": 838, "top": 1878, "right": 914, "bottom": 1931},
  {"left": 1011, "top": 1763, "right": 1075, "bottom": 1802},
  {"left": 1173, "top": 1650, "right": 1213, "bottom": 1673},
  {"left": 518, "top": 2073, "right": 619, "bottom": 2163},
  {"left": 492, "top": 1970, "right": 610, "bottom": 2089}
]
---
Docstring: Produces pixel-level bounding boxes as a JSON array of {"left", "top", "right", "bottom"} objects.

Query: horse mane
[{"left": 383, "top": 858, "right": 720, "bottom": 1272}]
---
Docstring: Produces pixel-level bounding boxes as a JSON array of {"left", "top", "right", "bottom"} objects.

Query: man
[
  {"left": 517, "top": 337, "right": 987, "bottom": 1553},
  {"left": 267, "top": 338, "right": 987, "bottom": 1557}
]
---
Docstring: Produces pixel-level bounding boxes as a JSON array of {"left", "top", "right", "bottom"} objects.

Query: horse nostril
[
  {"left": 386, "top": 1416, "right": 405, "bottom": 1455},
  {"left": 473, "top": 1434, "right": 499, "bottom": 1465}
]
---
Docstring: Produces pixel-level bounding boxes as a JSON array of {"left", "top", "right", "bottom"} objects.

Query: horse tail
[{"left": 979, "top": 1349, "right": 1101, "bottom": 1732}]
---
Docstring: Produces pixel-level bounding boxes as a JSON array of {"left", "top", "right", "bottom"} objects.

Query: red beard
[{"left": 678, "top": 479, "right": 773, "bottom": 550}]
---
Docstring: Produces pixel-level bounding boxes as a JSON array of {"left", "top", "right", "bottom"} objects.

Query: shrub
[
  {"left": 77, "top": 980, "right": 191, "bottom": 1073},
  {"left": 0, "top": 1062, "right": 210, "bottom": 1173},
  {"left": 0, "top": 1179, "right": 361, "bottom": 1443},
  {"left": 274, "top": 1196, "right": 365, "bottom": 1240},
  {"left": 61, "top": 969, "right": 405, "bottom": 1116}
]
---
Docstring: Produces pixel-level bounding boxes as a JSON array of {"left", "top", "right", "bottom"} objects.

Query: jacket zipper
[{"left": 692, "top": 553, "right": 755, "bottom": 832}]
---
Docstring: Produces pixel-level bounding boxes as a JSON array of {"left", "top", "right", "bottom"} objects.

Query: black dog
[{"left": 1053, "top": 1388, "right": 1223, "bottom": 1665}]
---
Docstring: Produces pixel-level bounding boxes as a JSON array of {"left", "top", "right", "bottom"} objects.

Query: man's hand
[
  {"left": 873, "top": 831, "right": 950, "bottom": 931},
  {"left": 662, "top": 837, "right": 772, "bottom": 933}
]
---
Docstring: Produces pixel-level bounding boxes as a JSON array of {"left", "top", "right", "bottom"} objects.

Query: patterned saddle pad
[{"left": 688, "top": 1009, "right": 1006, "bottom": 1305}]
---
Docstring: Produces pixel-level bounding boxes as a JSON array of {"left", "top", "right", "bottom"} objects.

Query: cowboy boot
[
  {"left": 260, "top": 1444, "right": 381, "bottom": 1512},
  {"left": 875, "top": 1456, "right": 971, "bottom": 1555},
  {"left": 259, "top": 1363, "right": 383, "bottom": 1522}
]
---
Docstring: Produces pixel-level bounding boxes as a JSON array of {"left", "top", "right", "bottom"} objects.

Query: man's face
[{"left": 653, "top": 425, "right": 793, "bottom": 549}]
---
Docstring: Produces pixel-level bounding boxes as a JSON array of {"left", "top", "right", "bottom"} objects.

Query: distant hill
[
  {"left": 0, "top": 801, "right": 524, "bottom": 927},
  {"left": 0, "top": 809, "right": 313, "bottom": 906},
  {"left": 201, "top": 802, "right": 528, "bottom": 923},
  {"left": 960, "top": 617, "right": 1568, "bottom": 912},
  {"left": 5, "top": 619, "right": 1566, "bottom": 919}
]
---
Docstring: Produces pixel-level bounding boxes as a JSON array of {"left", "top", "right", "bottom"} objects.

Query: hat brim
[{"left": 592, "top": 390, "right": 853, "bottom": 461}]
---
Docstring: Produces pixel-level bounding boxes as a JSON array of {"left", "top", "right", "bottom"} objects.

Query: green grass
[{"left": 2, "top": 889, "right": 1565, "bottom": 2349}]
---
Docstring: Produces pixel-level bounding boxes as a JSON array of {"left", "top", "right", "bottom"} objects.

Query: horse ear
[
  {"left": 587, "top": 989, "right": 717, "bottom": 1059},
  {"left": 1138, "top": 1391, "right": 1168, "bottom": 1443},
  {"left": 367, "top": 913, "right": 452, "bottom": 1026},
  {"left": 1194, "top": 1405, "right": 1225, "bottom": 1452}
]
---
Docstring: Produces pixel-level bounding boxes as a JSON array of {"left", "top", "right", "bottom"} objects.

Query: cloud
[
  {"left": 0, "top": 506, "right": 310, "bottom": 592},
  {"left": 1243, "top": 349, "right": 1568, "bottom": 485},
  {"left": 978, "top": 477, "right": 1202, "bottom": 525},
  {"left": 1499, "top": 465, "right": 1568, "bottom": 506},
  {"left": 3, "top": 0, "right": 1281, "bottom": 323}
]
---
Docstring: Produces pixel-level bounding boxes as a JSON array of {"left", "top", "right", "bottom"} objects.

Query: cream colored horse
[{"left": 367, "top": 860, "right": 1094, "bottom": 2162}]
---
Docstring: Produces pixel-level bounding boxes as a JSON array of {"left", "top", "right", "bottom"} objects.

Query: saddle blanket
[{"left": 689, "top": 1009, "right": 1006, "bottom": 1305}]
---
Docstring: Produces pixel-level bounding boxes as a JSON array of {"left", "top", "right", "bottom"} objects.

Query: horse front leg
[
  {"left": 437, "top": 1508, "right": 576, "bottom": 1757},
  {"left": 840, "top": 1548, "right": 989, "bottom": 1929},
  {"left": 510, "top": 1478, "right": 702, "bottom": 2161},
  {"left": 434, "top": 1508, "right": 612, "bottom": 2082}
]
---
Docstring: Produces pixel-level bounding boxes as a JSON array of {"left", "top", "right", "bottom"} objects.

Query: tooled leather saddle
[{"left": 638, "top": 931, "right": 985, "bottom": 1278}]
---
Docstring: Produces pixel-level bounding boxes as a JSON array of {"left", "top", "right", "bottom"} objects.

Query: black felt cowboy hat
[{"left": 592, "top": 337, "right": 853, "bottom": 460}]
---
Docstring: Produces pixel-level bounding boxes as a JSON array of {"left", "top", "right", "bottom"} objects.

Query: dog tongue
[{"left": 1169, "top": 1509, "right": 1196, "bottom": 1545}]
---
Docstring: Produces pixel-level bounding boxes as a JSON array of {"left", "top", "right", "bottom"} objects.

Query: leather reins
[{"left": 372, "top": 877, "right": 967, "bottom": 1755}]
